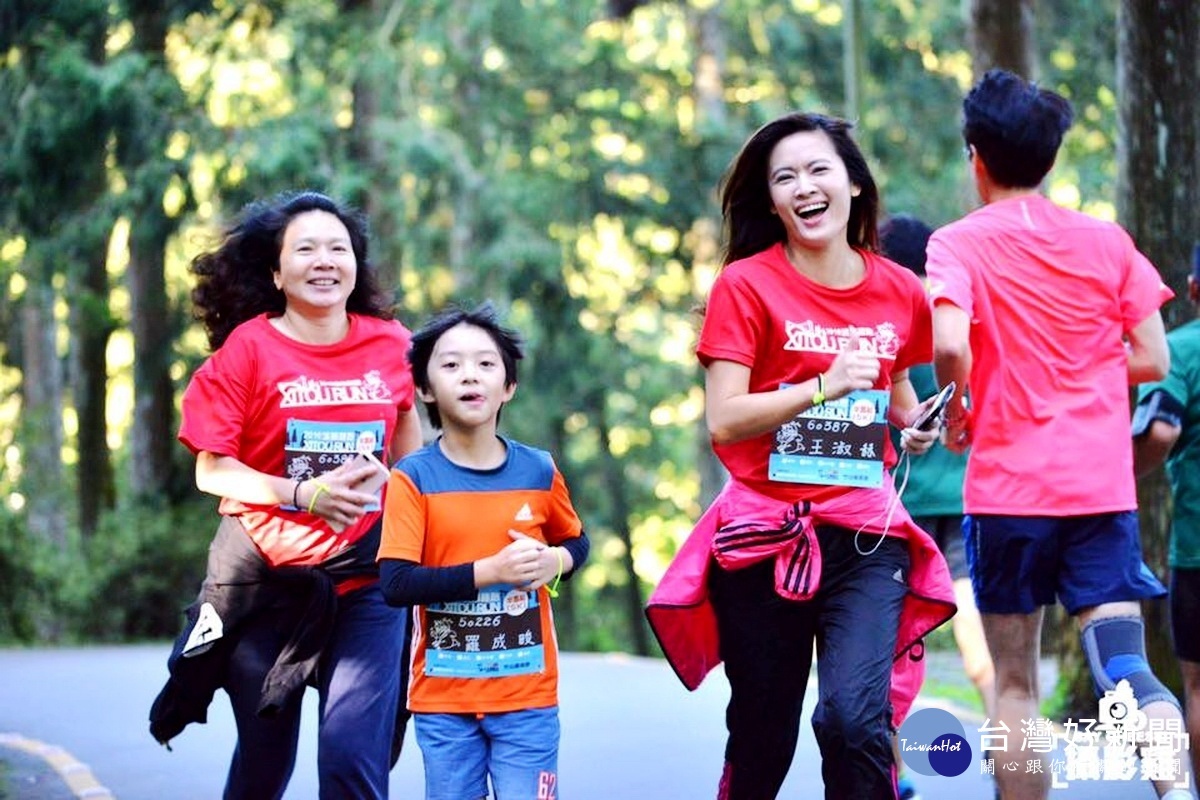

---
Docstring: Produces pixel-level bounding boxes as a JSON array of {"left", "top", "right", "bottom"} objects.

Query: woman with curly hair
[{"left": 150, "top": 190, "right": 422, "bottom": 799}]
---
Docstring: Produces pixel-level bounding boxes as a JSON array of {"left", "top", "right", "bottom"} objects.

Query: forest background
[{"left": 1, "top": 0, "right": 1196, "bottom": 718}]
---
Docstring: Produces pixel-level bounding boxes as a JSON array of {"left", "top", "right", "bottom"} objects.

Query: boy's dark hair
[
  {"left": 408, "top": 301, "right": 525, "bottom": 429},
  {"left": 879, "top": 214, "right": 933, "bottom": 277},
  {"left": 963, "top": 69, "right": 1074, "bottom": 190},
  {"left": 719, "top": 112, "right": 880, "bottom": 266}
]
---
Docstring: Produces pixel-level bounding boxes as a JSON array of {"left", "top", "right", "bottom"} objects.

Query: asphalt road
[{"left": 0, "top": 644, "right": 1162, "bottom": 798}]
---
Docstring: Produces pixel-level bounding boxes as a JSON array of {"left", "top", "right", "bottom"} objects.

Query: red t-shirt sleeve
[
  {"left": 895, "top": 271, "right": 934, "bottom": 373},
  {"left": 178, "top": 339, "right": 254, "bottom": 458},
  {"left": 697, "top": 270, "right": 763, "bottom": 369},
  {"left": 925, "top": 231, "right": 973, "bottom": 318},
  {"left": 1118, "top": 236, "right": 1173, "bottom": 331}
]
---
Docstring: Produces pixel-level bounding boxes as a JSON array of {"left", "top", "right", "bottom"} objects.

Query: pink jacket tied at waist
[{"left": 645, "top": 479, "right": 957, "bottom": 729}]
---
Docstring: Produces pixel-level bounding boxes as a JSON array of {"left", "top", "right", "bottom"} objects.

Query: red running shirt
[
  {"left": 697, "top": 244, "right": 932, "bottom": 503},
  {"left": 179, "top": 313, "right": 415, "bottom": 567}
]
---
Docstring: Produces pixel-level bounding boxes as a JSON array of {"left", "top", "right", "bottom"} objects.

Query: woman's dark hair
[
  {"left": 962, "top": 69, "right": 1073, "bottom": 190},
  {"left": 190, "top": 190, "right": 393, "bottom": 350},
  {"left": 408, "top": 301, "right": 524, "bottom": 430},
  {"left": 718, "top": 112, "right": 880, "bottom": 266}
]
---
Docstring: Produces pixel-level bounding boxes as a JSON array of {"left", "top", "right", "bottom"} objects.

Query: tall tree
[
  {"left": 1118, "top": 0, "right": 1200, "bottom": 698},
  {"left": 115, "top": 0, "right": 204, "bottom": 501},
  {"left": 0, "top": 3, "right": 113, "bottom": 551},
  {"left": 842, "top": 0, "right": 865, "bottom": 121},
  {"left": 968, "top": 0, "right": 1037, "bottom": 77},
  {"left": 68, "top": 211, "right": 117, "bottom": 536}
]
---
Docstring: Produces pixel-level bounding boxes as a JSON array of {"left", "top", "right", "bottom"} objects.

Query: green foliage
[
  {"left": 65, "top": 499, "right": 215, "bottom": 641},
  {"left": 0, "top": 0, "right": 1165, "bottom": 654},
  {"left": 0, "top": 510, "right": 38, "bottom": 643},
  {"left": 0, "top": 496, "right": 213, "bottom": 645}
]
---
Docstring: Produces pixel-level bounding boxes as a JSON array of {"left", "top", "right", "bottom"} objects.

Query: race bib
[
  {"left": 768, "top": 388, "right": 889, "bottom": 488},
  {"left": 282, "top": 419, "right": 385, "bottom": 511},
  {"left": 422, "top": 586, "right": 545, "bottom": 678}
]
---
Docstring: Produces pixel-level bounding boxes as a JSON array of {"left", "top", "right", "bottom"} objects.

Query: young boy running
[{"left": 378, "top": 302, "right": 590, "bottom": 800}]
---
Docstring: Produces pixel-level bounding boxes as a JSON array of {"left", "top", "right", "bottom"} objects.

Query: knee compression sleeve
[{"left": 1080, "top": 615, "right": 1180, "bottom": 711}]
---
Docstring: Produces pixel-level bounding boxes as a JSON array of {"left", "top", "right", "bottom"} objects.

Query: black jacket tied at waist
[{"left": 149, "top": 515, "right": 382, "bottom": 747}]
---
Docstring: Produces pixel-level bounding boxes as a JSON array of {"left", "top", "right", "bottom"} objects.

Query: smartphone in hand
[
  {"left": 913, "top": 381, "right": 956, "bottom": 431},
  {"left": 351, "top": 450, "right": 390, "bottom": 495}
]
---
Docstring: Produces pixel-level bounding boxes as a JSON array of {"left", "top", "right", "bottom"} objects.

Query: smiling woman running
[
  {"left": 150, "top": 190, "right": 422, "bottom": 800},
  {"left": 647, "top": 113, "right": 956, "bottom": 800}
]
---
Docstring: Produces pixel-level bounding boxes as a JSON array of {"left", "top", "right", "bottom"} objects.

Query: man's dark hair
[
  {"left": 879, "top": 214, "right": 933, "bottom": 277},
  {"left": 408, "top": 301, "right": 524, "bottom": 429},
  {"left": 963, "top": 69, "right": 1074, "bottom": 190}
]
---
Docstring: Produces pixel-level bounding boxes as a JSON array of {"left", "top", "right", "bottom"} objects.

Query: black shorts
[
  {"left": 911, "top": 515, "right": 967, "bottom": 581},
  {"left": 1170, "top": 568, "right": 1200, "bottom": 663}
]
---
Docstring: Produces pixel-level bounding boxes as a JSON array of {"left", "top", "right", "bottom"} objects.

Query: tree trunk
[
  {"left": 1117, "top": 0, "right": 1200, "bottom": 702},
  {"left": 127, "top": 218, "right": 178, "bottom": 499},
  {"left": 689, "top": 4, "right": 726, "bottom": 133},
  {"left": 594, "top": 394, "right": 651, "bottom": 656},
  {"left": 19, "top": 275, "right": 68, "bottom": 551},
  {"left": 549, "top": 422, "right": 580, "bottom": 649},
  {"left": 342, "top": 0, "right": 405, "bottom": 293},
  {"left": 124, "top": 2, "right": 181, "bottom": 500},
  {"left": 62, "top": 1, "right": 115, "bottom": 537},
  {"left": 687, "top": 3, "right": 729, "bottom": 507},
  {"left": 70, "top": 243, "right": 116, "bottom": 536},
  {"left": 842, "top": 0, "right": 865, "bottom": 121},
  {"left": 968, "top": 0, "right": 1037, "bottom": 77}
]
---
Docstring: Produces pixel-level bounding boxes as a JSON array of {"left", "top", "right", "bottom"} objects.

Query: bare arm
[
  {"left": 887, "top": 370, "right": 918, "bottom": 428},
  {"left": 195, "top": 451, "right": 295, "bottom": 506},
  {"left": 932, "top": 302, "right": 972, "bottom": 409},
  {"left": 932, "top": 302, "right": 973, "bottom": 452},
  {"left": 1126, "top": 311, "right": 1169, "bottom": 385},
  {"left": 704, "top": 360, "right": 825, "bottom": 445},
  {"left": 389, "top": 405, "right": 425, "bottom": 463},
  {"left": 889, "top": 370, "right": 941, "bottom": 455},
  {"left": 705, "top": 336, "right": 880, "bottom": 446},
  {"left": 196, "top": 451, "right": 382, "bottom": 529},
  {"left": 1133, "top": 419, "right": 1181, "bottom": 478}
]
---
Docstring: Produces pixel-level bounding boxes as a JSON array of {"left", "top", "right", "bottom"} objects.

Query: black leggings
[{"left": 710, "top": 526, "right": 909, "bottom": 800}]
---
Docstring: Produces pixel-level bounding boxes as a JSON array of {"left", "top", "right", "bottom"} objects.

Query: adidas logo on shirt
[{"left": 514, "top": 503, "right": 533, "bottom": 522}]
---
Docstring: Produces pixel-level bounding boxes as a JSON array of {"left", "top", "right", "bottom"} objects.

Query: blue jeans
[
  {"left": 414, "top": 707, "right": 559, "bottom": 800},
  {"left": 223, "top": 584, "right": 407, "bottom": 800}
]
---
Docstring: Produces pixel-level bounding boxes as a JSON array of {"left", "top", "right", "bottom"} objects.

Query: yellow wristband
[
  {"left": 812, "top": 373, "right": 826, "bottom": 407},
  {"left": 307, "top": 482, "right": 331, "bottom": 514},
  {"left": 546, "top": 548, "right": 565, "bottom": 599}
]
